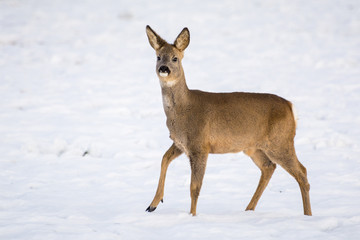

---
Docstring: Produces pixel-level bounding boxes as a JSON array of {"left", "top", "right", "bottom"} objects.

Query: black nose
[{"left": 159, "top": 65, "right": 170, "bottom": 74}]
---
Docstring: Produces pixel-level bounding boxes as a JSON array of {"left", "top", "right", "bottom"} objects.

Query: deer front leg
[
  {"left": 189, "top": 152, "right": 209, "bottom": 216},
  {"left": 146, "top": 143, "right": 182, "bottom": 212}
]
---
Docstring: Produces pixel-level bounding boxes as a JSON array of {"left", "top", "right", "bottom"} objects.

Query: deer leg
[
  {"left": 266, "top": 147, "right": 312, "bottom": 216},
  {"left": 189, "top": 152, "right": 208, "bottom": 216},
  {"left": 146, "top": 143, "right": 182, "bottom": 212},
  {"left": 296, "top": 161, "right": 312, "bottom": 216},
  {"left": 245, "top": 149, "right": 276, "bottom": 211}
]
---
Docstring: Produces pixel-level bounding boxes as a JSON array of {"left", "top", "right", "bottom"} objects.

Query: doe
[{"left": 145, "top": 25, "right": 312, "bottom": 216}]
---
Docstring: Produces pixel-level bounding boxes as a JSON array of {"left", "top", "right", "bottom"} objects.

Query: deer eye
[
  {"left": 157, "top": 56, "right": 161, "bottom": 61},
  {"left": 172, "top": 57, "right": 178, "bottom": 62}
]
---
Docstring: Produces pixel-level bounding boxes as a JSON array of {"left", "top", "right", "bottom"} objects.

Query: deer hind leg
[
  {"left": 146, "top": 143, "right": 183, "bottom": 212},
  {"left": 244, "top": 149, "right": 276, "bottom": 211},
  {"left": 265, "top": 146, "right": 312, "bottom": 216},
  {"left": 189, "top": 152, "right": 209, "bottom": 216}
]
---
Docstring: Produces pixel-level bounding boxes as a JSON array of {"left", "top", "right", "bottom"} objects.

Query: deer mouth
[{"left": 158, "top": 66, "right": 170, "bottom": 77}]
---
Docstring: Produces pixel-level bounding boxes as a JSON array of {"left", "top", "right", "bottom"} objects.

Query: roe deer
[{"left": 145, "top": 25, "right": 312, "bottom": 216}]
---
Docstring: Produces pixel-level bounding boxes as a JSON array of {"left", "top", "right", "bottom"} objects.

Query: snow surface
[{"left": 1, "top": 0, "right": 360, "bottom": 239}]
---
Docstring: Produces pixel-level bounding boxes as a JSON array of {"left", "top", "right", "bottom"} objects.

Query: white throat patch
[{"left": 160, "top": 79, "right": 177, "bottom": 87}]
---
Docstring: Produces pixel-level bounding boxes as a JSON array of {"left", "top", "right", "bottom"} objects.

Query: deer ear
[
  {"left": 174, "top": 27, "right": 190, "bottom": 51},
  {"left": 146, "top": 25, "right": 166, "bottom": 51}
]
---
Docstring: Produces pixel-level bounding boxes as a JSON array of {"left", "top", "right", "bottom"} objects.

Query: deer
[{"left": 145, "top": 25, "right": 312, "bottom": 216}]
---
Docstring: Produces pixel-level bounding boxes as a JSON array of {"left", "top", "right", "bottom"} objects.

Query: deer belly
[{"left": 209, "top": 140, "right": 245, "bottom": 154}]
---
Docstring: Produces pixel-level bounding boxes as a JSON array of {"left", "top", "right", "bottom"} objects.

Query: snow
[{"left": 1, "top": 0, "right": 360, "bottom": 239}]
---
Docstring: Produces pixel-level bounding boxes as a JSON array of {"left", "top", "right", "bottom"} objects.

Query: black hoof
[
  {"left": 161, "top": 199, "right": 163, "bottom": 203},
  {"left": 146, "top": 206, "right": 157, "bottom": 212}
]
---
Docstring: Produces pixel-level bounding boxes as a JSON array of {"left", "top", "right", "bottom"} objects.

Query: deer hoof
[{"left": 146, "top": 206, "right": 157, "bottom": 212}]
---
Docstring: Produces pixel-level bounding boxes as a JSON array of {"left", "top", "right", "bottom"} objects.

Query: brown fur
[{"left": 145, "top": 25, "right": 312, "bottom": 216}]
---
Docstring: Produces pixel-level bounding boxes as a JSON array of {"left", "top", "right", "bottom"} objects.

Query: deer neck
[{"left": 160, "top": 73, "right": 190, "bottom": 115}]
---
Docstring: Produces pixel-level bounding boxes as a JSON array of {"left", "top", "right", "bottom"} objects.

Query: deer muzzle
[{"left": 159, "top": 65, "right": 170, "bottom": 77}]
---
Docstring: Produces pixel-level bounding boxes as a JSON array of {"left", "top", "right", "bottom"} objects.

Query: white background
[{"left": 1, "top": 0, "right": 359, "bottom": 239}]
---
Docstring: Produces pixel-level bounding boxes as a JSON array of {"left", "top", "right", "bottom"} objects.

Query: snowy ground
[{"left": 1, "top": 0, "right": 360, "bottom": 239}]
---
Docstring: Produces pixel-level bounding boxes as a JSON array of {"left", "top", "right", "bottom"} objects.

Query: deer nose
[{"left": 159, "top": 65, "right": 170, "bottom": 74}]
